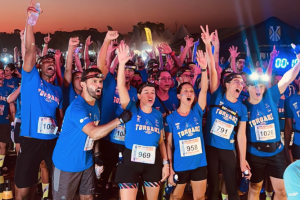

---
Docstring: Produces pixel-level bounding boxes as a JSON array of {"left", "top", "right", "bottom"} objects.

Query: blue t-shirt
[
  {"left": 244, "top": 85, "right": 283, "bottom": 157},
  {"left": 0, "top": 86, "right": 13, "bottom": 124},
  {"left": 239, "top": 89, "right": 249, "bottom": 102},
  {"left": 220, "top": 61, "right": 230, "bottom": 69},
  {"left": 20, "top": 67, "right": 63, "bottom": 140},
  {"left": 137, "top": 69, "right": 148, "bottom": 83},
  {"left": 98, "top": 73, "right": 116, "bottom": 126},
  {"left": 152, "top": 91, "right": 179, "bottom": 117},
  {"left": 242, "top": 67, "right": 252, "bottom": 75},
  {"left": 4, "top": 77, "right": 20, "bottom": 89},
  {"left": 165, "top": 103, "right": 207, "bottom": 172},
  {"left": 106, "top": 85, "right": 137, "bottom": 145},
  {"left": 52, "top": 95, "right": 100, "bottom": 172},
  {"left": 283, "top": 160, "right": 300, "bottom": 200},
  {"left": 12, "top": 87, "right": 21, "bottom": 120},
  {"left": 277, "top": 98, "right": 285, "bottom": 131},
  {"left": 62, "top": 82, "right": 79, "bottom": 113},
  {"left": 205, "top": 87, "right": 248, "bottom": 150},
  {"left": 285, "top": 93, "right": 300, "bottom": 146},
  {"left": 124, "top": 100, "right": 163, "bottom": 150}
]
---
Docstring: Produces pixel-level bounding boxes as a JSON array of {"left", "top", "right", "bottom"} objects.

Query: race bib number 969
[{"left": 131, "top": 144, "right": 156, "bottom": 164}]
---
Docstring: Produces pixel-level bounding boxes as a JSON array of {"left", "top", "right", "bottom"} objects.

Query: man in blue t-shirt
[
  {"left": 52, "top": 68, "right": 132, "bottom": 199},
  {"left": 0, "top": 68, "right": 14, "bottom": 170},
  {"left": 14, "top": 8, "right": 64, "bottom": 199},
  {"left": 62, "top": 37, "right": 83, "bottom": 112},
  {"left": 97, "top": 31, "right": 137, "bottom": 196},
  {"left": 245, "top": 56, "right": 300, "bottom": 200},
  {"left": 153, "top": 70, "right": 179, "bottom": 117},
  {"left": 135, "top": 56, "right": 148, "bottom": 82}
]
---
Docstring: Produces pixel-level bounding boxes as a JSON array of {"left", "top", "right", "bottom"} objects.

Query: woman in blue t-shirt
[
  {"left": 245, "top": 50, "right": 300, "bottom": 200},
  {"left": 165, "top": 50, "right": 208, "bottom": 200},
  {"left": 114, "top": 43, "right": 169, "bottom": 200},
  {"left": 200, "top": 25, "right": 251, "bottom": 200}
]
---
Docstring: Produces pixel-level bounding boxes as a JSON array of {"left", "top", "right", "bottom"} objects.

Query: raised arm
[
  {"left": 42, "top": 33, "right": 51, "bottom": 56},
  {"left": 84, "top": 36, "right": 93, "bottom": 69},
  {"left": 54, "top": 50, "right": 63, "bottom": 87},
  {"left": 20, "top": 30, "right": 25, "bottom": 60},
  {"left": 196, "top": 50, "right": 208, "bottom": 110},
  {"left": 192, "top": 39, "right": 200, "bottom": 63},
  {"left": 63, "top": 37, "right": 79, "bottom": 87},
  {"left": 212, "top": 30, "right": 223, "bottom": 76},
  {"left": 14, "top": 47, "right": 19, "bottom": 63},
  {"left": 179, "top": 35, "right": 194, "bottom": 64},
  {"left": 229, "top": 46, "right": 240, "bottom": 73},
  {"left": 117, "top": 43, "right": 132, "bottom": 109},
  {"left": 23, "top": 0, "right": 39, "bottom": 73},
  {"left": 160, "top": 43, "right": 182, "bottom": 77},
  {"left": 74, "top": 53, "right": 83, "bottom": 72},
  {"left": 97, "top": 31, "right": 119, "bottom": 79},
  {"left": 7, "top": 86, "right": 21, "bottom": 103},
  {"left": 278, "top": 52, "right": 300, "bottom": 94},
  {"left": 266, "top": 45, "right": 279, "bottom": 78},
  {"left": 157, "top": 45, "right": 164, "bottom": 70},
  {"left": 200, "top": 25, "right": 216, "bottom": 93}
]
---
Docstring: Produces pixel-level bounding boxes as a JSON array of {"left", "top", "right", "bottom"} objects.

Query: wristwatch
[
  {"left": 163, "top": 160, "right": 170, "bottom": 165},
  {"left": 201, "top": 68, "right": 207, "bottom": 72}
]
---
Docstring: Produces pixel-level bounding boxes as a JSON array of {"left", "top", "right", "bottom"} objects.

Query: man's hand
[
  {"left": 240, "top": 160, "right": 252, "bottom": 180},
  {"left": 27, "top": 0, "right": 39, "bottom": 18},
  {"left": 118, "top": 110, "right": 132, "bottom": 124},
  {"left": 229, "top": 46, "right": 240, "bottom": 58},
  {"left": 270, "top": 45, "right": 279, "bottom": 60},
  {"left": 69, "top": 37, "right": 79, "bottom": 47},
  {"left": 166, "top": 55, "right": 174, "bottom": 68},
  {"left": 159, "top": 43, "right": 172, "bottom": 54},
  {"left": 44, "top": 33, "right": 51, "bottom": 44},
  {"left": 244, "top": 39, "right": 249, "bottom": 46},
  {"left": 55, "top": 49, "right": 61, "bottom": 61},
  {"left": 200, "top": 25, "right": 214, "bottom": 45},
  {"left": 184, "top": 35, "right": 194, "bottom": 48},
  {"left": 105, "top": 31, "right": 119, "bottom": 42},
  {"left": 212, "top": 30, "right": 219, "bottom": 47},
  {"left": 85, "top": 36, "right": 93, "bottom": 46},
  {"left": 107, "top": 40, "right": 118, "bottom": 54},
  {"left": 196, "top": 50, "right": 207, "bottom": 69},
  {"left": 20, "top": 30, "right": 25, "bottom": 41}
]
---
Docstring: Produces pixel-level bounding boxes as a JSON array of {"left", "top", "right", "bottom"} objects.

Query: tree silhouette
[{"left": 136, "top": 21, "right": 165, "bottom": 36}]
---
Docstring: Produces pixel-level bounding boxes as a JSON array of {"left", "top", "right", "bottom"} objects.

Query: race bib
[
  {"left": 37, "top": 117, "right": 58, "bottom": 135},
  {"left": 211, "top": 119, "right": 234, "bottom": 140},
  {"left": 255, "top": 124, "right": 276, "bottom": 141},
  {"left": 113, "top": 124, "right": 126, "bottom": 141},
  {"left": 179, "top": 137, "right": 202, "bottom": 157},
  {"left": 131, "top": 144, "right": 156, "bottom": 164},
  {"left": 84, "top": 136, "right": 94, "bottom": 151},
  {"left": 0, "top": 105, "right": 4, "bottom": 115}
]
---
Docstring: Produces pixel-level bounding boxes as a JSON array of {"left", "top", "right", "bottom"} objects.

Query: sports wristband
[
  {"left": 201, "top": 68, "right": 207, "bottom": 72},
  {"left": 163, "top": 160, "right": 170, "bottom": 165},
  {"left": 170, "top": 51, "right": 175, "bottom": 56}
]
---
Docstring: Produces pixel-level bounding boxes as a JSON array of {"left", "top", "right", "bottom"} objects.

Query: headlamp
[{"left": 81, "top": 73, "right": 104, "bottom": 82}]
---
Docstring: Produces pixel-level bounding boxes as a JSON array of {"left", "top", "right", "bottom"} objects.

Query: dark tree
[{"left": 136, "top": 22, "right": 165, "bottom": 36}]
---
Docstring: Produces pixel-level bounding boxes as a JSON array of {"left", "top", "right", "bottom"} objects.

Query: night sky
[{"left": 1, "top": 0, "right": 299, "bottom": 34}]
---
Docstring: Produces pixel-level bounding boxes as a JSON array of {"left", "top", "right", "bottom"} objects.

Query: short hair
[
  {"left": 81, "top": 68, "right": 102, "bottom": 82},
  {"left": 155, "top": 70, "right": 170, "bottom": 80}
]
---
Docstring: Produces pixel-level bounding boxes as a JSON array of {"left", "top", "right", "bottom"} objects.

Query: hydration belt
[
  {"left": 210, "top": 105, "right": 238, "bottom": 117},
  {"left": 294, "top": 129, "right": 300, "bottom": 134},
  {"left": 249, "top": 141, "right": 281, "bottom": 153}
]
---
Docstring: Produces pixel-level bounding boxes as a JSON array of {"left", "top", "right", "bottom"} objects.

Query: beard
[{"left": 87, "top": 86, "right": 101, "bottom": 100}]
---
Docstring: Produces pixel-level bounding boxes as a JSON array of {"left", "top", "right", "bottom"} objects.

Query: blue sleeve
[
  {"left": 210, "top": 86, "right": 222, "bottom": 105},
  {"left": 126, "top": 100, "right": 137, "bottom": 114},
  {"left": 194, "top": 102, "right": 205, "bottom": 117},
  {"left": 22, "top": 66, "right": 39, "bottom": 83},
  {"left": 70, "top": 104, "right": 93, "bottom": 130},
  {"left": 267, "top": 85, "right": 281, "bottom": 103},
  {"left": 164, "top": 115, "right": 172, "bottom": 133},
  {"left": 285, "top": 97, "right": 293, "bottom": 118},
  {"left": 240, "top": 104, "right": 248, "bottom": 122}
]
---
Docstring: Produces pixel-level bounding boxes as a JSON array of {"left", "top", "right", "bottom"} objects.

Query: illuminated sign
[{"left": 274, "top": 58, "right": 298, "bottom": 69}]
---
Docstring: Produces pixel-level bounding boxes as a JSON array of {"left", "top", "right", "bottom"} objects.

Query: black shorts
[
  {"left": 176, "top": 166, "right": 207, "bottom": 184},
  {"left": 115, "top": 148, "right": 162, "bottom": 184},
  {"left": 14, "top": 122, "right": 21, "bottom": 143},
  {"left": 14, "top": 137, "right": 57, "bottom": 188},
  {"left": 246, "top": 150, "right": 287, "bottom": 183},
  {"left": 291, "top": 143, "right": 300, "bottom": 159},
  {"left": 0, "top": 124, "right": 12, "bottom": 143}
]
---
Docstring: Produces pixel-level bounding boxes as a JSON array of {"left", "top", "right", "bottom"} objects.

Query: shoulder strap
[
  {"left": 209, "top": 105, "right": 238, "bottom": 117},
  {"left": 156, "top": 96, "right": 170, "bottom": 116}
]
